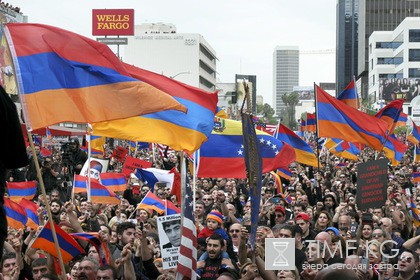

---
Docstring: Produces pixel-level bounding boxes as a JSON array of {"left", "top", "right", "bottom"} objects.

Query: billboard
[
  {"left": 292, "top": 86, "right": 314, "bottom": 100},
  {"left": 92, "top": 9, "right": 134, "bottom": 36},
  {"left": 379, "top": 78, "right": 420, "bottom": 102}
]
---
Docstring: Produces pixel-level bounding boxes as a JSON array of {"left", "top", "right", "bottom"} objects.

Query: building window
[
  {"left": 409, "top": 30, "right": 420, "bottom": 42},
  {"left": 409, "top": 49, "right": 420, "bottom": 62},
  {"left": 375, "top": 42, "right": 402, "bottom": 49},
  {"left": 409, "top": 68, "right": 420, "bottom": 78},
  {"left": 377, "top": 57, "right": 403, "bottom": 65}
]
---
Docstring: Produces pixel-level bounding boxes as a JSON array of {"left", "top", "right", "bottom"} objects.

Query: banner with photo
[
  {"left": 380, "top": 78, "right": 420, "bottom": 102},
  {"left": 80, "top": 157, "right": 109, "bottom": 180},
  {"left": 157, "top": 214, "right": 181, "bottom": 269}
]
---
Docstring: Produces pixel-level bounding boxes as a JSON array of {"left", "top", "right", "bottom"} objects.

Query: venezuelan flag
[
  {"left": 137, "top": 191, "right": 165, "bottom": 214},
  {"left": 19, "top": 198, "right": 40, "bottom": 230},
  {"left": 7, "top": 181, "right": 37, "bottom": 202},
  {"left": 30, "top": 221, "right": 84, "bottom": 263},
  {"left": 4, "top": 197, "right": 27, "bottom": 229},
  {"left": 337, "top": 79, "right": 359, "bottom": 109},
  {"left": 166, "top": 200, "right": 181, "bottom": 215},
  {"left": 407, "top": 120, "right": 420, "bottom": 145},
  {"left": 99, "top": 173, "right": 127, "bottom": 193},
  {"left": 413, "top": 172, "right": 420, "bottom": 183},
  {"left": 375, "top": 99, "right": 404, "bottom": 134},
  {"left": 383, "top": 135, "right": 408, "bottom": 166},
  {"left": 92, "top": 64, "right": 218, "bottom": 153},
  {"left": 197, "top": 117, "right": 296, "bottom": 178},
  {"left": 316, "top": 85, "right": 388, "bottom": 151},
  {"left": 4, "top": 23, "right": 186, "bottom": 130},
  {"left": 216, "top": 107, "right": 228, "bottom": 119},
  {"left": 276, "top": 124, "right": 317, "bottom": 167},
  {"left": 396, "top": 112, "right": 408, "bottom": 127},
  {"left": 306, "top": 113, "right": 316, "bottom": 132}
]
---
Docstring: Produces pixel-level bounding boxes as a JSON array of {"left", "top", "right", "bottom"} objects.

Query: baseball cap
[
  {"left": 274, "top": 205, "right": 285, "bottom": 215},
  {"left": 295, "top": 213, "right": 310, "bottom": 222},
  {"left": 325, "top": 227, "right": 340, "bottom": 236}
]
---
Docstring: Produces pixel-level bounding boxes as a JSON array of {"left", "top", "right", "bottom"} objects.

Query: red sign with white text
[
  {"left": 122, "top": 156, "right": 152, "bottom": 178},
  {"left": 92, "top": 9, "right": 134, "bottom": 36}
]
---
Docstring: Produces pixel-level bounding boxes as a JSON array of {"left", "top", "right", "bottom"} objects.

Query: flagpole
[
  {"left": 6, "top": 27, "right": 67, "bottom": 275},
  {"left": 87, "top": 132, "right": 92, "bottom": 202},
  {"left": 180, "top": 151, "right": 186, "bottom": 211},
  {"left": 192, "top": 152, "right": 197, "bottom": 210},
  {"left": 129, "top": 190, "right": 150, "bottom": 219},
  {"left": 314, "top": 83, "right": 320, "bottom": 170},
  {"left": 27, "top": 132, "right": 67, "bottom": 278},
  {"left": 152, "top": 143, "right": 156, "bottom": 164}
]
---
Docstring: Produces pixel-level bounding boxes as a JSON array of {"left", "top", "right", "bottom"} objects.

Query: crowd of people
[
  {"left": 0, "top": 81, "right": 420, "bottom": 279},
  {"left": 0, "top": 132, "right": 418, "bottom": 280}
]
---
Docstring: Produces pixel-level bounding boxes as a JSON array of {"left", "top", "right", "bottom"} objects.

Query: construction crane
[{"left": 300, "top": 49, "right": 335, "bottom": 55}]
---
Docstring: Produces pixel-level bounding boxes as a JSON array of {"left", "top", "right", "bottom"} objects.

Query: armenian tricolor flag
[
  {"left": 99, "top": 173, "right": 127, "bottom": 193},
  {"left": 19, "top": 198, "right": 40, "bottom": 230},
  {"left": 306, "top": 113, "right": 316, "bottom": 132},
  {"left": 30, "top": 221, "right": 84, "bottom": 263},
  {"left": 166, "top": 200, "right": 181, "bottom": 215},
  {"left": 4, "top": 197, "right": 28, "bottom": 229},
  {"left": 337, "top": 79, "right": 359, "bottom": 109},
  {"left": 137, "top": 191, "right": 165, "bottom": 214},
  {"left": 316, "top": 84, "right": 388, "bottom": 151},
  {"left": 413, "top": 172, "right": 420, "bottom": 183},
  {"left": 7, "top": 180, "right": 37, "bottom": 202},
  {"left": 4, "top": 23, "right": 186, "bottom": 130}
]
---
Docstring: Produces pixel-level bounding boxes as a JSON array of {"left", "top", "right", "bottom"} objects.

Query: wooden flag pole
[{"left": 27, "top": 132, "right": 67, "bottom": 279}]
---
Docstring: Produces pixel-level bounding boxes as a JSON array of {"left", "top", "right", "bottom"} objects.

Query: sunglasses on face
[{"left": 229, "top": 229, "right": 240, "bottom": 233}]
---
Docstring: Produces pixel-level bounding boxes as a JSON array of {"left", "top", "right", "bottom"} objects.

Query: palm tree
[{"left": 281, "top": 92, "right": 300, "bottom": 129}]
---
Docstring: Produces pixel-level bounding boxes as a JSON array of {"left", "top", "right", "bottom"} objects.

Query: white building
[
  {"left": 124, "top": 23, "right": 217, "bottom": 91},
  {"left": 368, "top": 17, "right": 420, "bottom": 116},
  {"left": 273, "top": 46, "right": 299, "bottom": 115}
]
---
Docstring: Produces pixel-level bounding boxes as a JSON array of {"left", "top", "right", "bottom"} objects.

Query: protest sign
[
  {"left": 80, "top": 157, "right": 109, "bottom": 180},
  {"left": 157, "top": 214, "right": 181, "bottom": 269},
  {"left": 111, "top": 146, "right": 128, "bottom": 162},
  {"left": 356, "top": 159, "right": 388, "bottom": 210},
  {"left": 122, "top": 156, "right": 152, "bottom": 178}
]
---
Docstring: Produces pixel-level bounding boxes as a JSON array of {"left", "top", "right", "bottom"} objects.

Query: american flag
[{"left": 176, "top": 174, "right": 197, "bottom": 280}]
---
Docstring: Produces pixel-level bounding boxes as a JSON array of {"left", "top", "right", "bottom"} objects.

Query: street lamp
[{"left": 169, "top": 71, "right": 191, "bottom": 79}]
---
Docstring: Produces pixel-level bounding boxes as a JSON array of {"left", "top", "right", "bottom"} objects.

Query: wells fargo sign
[{"left": 92, "top": 9, "right": 134, "bottom": 36}]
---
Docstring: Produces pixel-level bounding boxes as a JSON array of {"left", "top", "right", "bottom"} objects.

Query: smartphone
[
  {"left": 139, "top": 222, "right": 144, "bottom": 231},
  {"left": 244, "top": 225, "right": 251, "bottom": 233},
  {"left": 361, "top": 256, "right": 369, "bottom": 271}
]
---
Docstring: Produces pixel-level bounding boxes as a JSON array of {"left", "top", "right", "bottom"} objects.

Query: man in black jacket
[{"left": 0, "top": 86, "right": 28, "bottom": 259}]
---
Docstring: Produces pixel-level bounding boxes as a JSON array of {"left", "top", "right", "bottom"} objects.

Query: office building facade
[
  {"left": 336, "top": 0, "right": 359, "bottom": 95},
  {"left": 273, "top": 46, "right": 299, "bottom": 116},
  {"left": 357, "top": 0, "right": 420, "bottom": 100},
  {"left": 124, "top": 23, "right": 217, "bottom": 92}
]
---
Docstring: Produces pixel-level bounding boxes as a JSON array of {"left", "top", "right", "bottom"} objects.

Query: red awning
[{"left": 21, "top": 124, "right": 86, "bottom": 137}]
